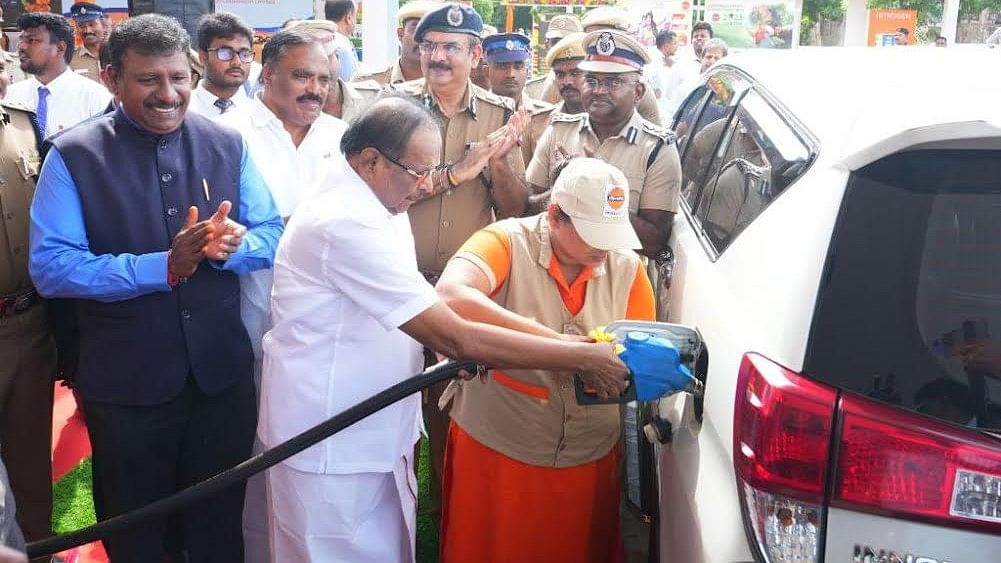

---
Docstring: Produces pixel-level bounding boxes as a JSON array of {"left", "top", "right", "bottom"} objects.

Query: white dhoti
[{"left": 266, "top": 451, "right": 417, "bottom": 563}]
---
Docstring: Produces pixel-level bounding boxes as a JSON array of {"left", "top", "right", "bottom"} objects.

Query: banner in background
[
  {"left": 703, "top": 0, "right": 797, "bottom": 48},
  {"left": 215, "top": 0, "right": 314, "bottom": 32},
  {"left": 867, "top": 9, "right": 916, "bottom": 46},
  {"left": 618, "top": 0, "right": 694, "bottom": 47}
]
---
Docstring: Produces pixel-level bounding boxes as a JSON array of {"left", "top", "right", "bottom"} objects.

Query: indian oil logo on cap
[
  {"left": 447, "top": 6, "right": 464, "bottom": 27},
  {"left": 604, "top": 185, "right": 627, "bottom": 218},
  {"left": 596, "top": 32, "right": 615, "bottom": 56}
]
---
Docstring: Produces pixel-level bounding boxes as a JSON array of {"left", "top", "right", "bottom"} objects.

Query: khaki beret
[
  {"left": 546, "top": 31, "right": 586, "bottom": 67},
  {"left": 545, "top": 14, "right": 581, "bottom": 40},
  {"left": 580, "top": 6, "right": 630, "bottom": 31}
]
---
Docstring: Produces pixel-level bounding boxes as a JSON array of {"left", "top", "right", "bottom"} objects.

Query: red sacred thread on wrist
[{"left": 167, "top": 251, "right": 180, "bottom": 288}]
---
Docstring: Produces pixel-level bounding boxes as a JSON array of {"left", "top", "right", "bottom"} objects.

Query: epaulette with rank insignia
[
  {"left": 641, "top": 120, "right": 678, "bottom": 144},
  {"left": 472, "top": 85, "right": 515, "bottom": 112},
  {"left": 0, "top": 101, "right": 43, "bottom": 153},
  {"left": 521, "top": 96, "right": 555, "bottom": 117},
  {"left": 550, "top": 112, "right": 586, "bottom": 124}
]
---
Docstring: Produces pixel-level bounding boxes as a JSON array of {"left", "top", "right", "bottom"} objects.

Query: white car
[{"left": 634, "top": 47, "right": 1001, "bottom": 563}]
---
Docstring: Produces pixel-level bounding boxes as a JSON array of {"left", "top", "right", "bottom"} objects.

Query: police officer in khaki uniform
[
  {"left": 0, "top": 101, "right": 55, "bottom": 544},
  {"left": 0, "top": 8, "right": 26, "bottom": 89},
  {"left": 68, "top": 2, "right": 110, "bottom": 83},
  {"left": 534, "top": 6, "right": 663, "bottom": 125},
  {"left": 527, "top": 30, "right": 681, "bottom": 258},
  {"left": 353, "top": 0, "right": 439, "bottom": 85},
  {"left": 394, "top": 1, "right": 528, "bottom": 527},
  {"left": 482, "top": 32, "right": 554, "bottom": 165},
  {"left": 524, "top": 14, "right": 580, "bottom": 100},
  {"left": 545, "top": 32, "right": 586, "bottom": 115}
]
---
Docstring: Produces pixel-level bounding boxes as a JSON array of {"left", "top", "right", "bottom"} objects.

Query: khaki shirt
[
  {"left": 1, "top": 51, "right": 25, "bottom": 86},
  {"left": 394, "top": 78, "right": 525, "bottom": 274},
  {"left": 335, "top": 78, "right": 382, "bottom": 124},
  {"left": 0, "top": 102, "right": 42, "bottom": 295},
  {"left": 353, "top": 60, "right": 406, "bottom": 86},
  {"left": 540, "top": 71, "right": 662, "bottom": 125},
  {"left": 517, "top": 95, "right": 555, "bottom": 167},
  {"left": 70, "top": 47, "right": 102, "bottom": 83},
  {"left": 524, "top": 74, "right": 548, "bottom": 100},
  {"left": 526, "top": 110, "right": 680, "bottom": 214}
]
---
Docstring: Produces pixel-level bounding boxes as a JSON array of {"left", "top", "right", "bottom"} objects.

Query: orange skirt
[{"left": 439, "top": 422, "right": 623, "bottom": 563}]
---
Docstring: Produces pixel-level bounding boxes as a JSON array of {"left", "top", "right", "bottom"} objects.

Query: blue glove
[{"left": 618, "top": 331, "right": 694, "bottom": 401}]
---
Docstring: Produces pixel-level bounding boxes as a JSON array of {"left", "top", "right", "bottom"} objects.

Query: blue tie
[{"left": 36, "top": 86, "right": 50, "bottom": 138}]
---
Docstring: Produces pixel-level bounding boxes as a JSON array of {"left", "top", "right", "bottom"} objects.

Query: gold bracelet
[{"left": 447, "top": 166, "right": 459, "bottom": 188}]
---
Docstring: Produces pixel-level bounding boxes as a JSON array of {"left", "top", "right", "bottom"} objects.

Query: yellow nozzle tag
[{"left": 589, "top": 326, "right": 626, "bottom": 355}]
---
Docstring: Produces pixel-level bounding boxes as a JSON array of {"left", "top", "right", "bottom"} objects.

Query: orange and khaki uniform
[{"left": 439, "top": 214, "right": 655, "bottom": 563}]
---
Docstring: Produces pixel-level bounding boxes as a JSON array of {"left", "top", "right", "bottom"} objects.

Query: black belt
[{"left": 0, "top": 288, "right": 40, "bottom": 319}]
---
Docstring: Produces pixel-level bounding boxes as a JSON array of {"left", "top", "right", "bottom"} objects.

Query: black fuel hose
[{"left": 27, "top": 360, "right": 479, "bottom": 558}]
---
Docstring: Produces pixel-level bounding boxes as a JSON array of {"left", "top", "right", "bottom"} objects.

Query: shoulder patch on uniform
[
  {"left": 641, "top": 120, "right": 677, "bottom": 143},
  {"left": 522, "top": 96, "right": 556, "bottom": 116},
  {"left": 392, "top": 78, "right": 427, "bottom": 96},
  {"left": 551, "top": 111, "right": 586, "bottom": 124},
  {"left": 0, "top": 100, "right": 35, "bottom": 115},
  {"left": 351, "top": 79, "right": 386, "bottom": 92},
  {"left": 473, "top": 86, "right": 516, "bottom": 112}
]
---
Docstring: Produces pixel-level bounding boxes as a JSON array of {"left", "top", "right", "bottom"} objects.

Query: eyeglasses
[
  {"left": 418, "top": 41, "right": 467, "bottom": 57},
  {"left": 582, "top": 77, "right": 637, "bottom": 92},
  {"left": 207, "top": 47, "right": 254, "bottom": 63},
  {"left": 379, "top": 151, "right": 441, "bottom": 181}
]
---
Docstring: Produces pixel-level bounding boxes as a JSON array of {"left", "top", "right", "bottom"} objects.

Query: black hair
[
  {"left": 260, "top": 29, "right": 317, "bottom": 69},
  {"left": 196, "top": 12, "right": 254, "bottom": 52},
  {"left": 108, "top": 14, "right": 190, "bottom": 72},
  {"left": 341, "top": 94, "right": 439, "bottom": 161},
  {"left": 897, "top": 27, "right": 909, "bottom": 35},
  {"left": 656, "top": 30, "right": 677, "bottom": 49},
  {"left": 692, "top": 21, "right": 714, "bottom": 37},
  {"left": 325, "top": 0, "right": 356, "bottom": 23},
  {"left": 554, "top": 205, "right": 572, "bottom": 224},
  {"left": 17, "top": 13, "right": 75, "bottom": 64}
]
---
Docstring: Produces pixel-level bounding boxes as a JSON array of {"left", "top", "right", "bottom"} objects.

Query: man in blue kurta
[{"left": 27, "top": 14, "right": 283, "bottom": 561}]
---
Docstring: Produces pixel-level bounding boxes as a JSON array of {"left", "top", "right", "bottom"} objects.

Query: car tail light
[
  {"left": 734, "top": 353, "right": 837, "bottom": 562},
  {"left": 834, "top": 394, "right": 1001, "bottom": 534}
]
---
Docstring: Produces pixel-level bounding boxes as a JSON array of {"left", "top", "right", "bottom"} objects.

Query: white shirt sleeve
[{"left": 320, "top": 215, "right": 438, "bottom": 331}]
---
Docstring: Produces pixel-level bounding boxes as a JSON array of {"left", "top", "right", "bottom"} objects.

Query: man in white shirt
[
  {"left": 216, "top": 29, "right": 347, "bottom": 561},
  {"left": 260, "top": 95, "right": 631, "bottom": 562},
  {"left": 6, "top": 13, "right": 110, "bottom": 137},
  {"left": 188, "top": 12, "right": 253, "bottom": 117}
]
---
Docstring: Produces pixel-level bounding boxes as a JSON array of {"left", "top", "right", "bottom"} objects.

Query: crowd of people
[{"left": 0, "top": 1, "right": 719, "bottom": 562}]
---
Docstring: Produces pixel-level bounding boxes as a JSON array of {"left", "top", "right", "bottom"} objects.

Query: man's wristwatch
[{"left": 446, "top": 165, "right": 459, "bottom": 188}]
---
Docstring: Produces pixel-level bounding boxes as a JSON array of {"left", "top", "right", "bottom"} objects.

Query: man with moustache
[
  {"left": 533, "top": 5, "right": 662, "bottom": 126},
  {"left": 6, "top": 13, "right": 110, "bottom": 137},
  {"left": 524, "top": 14, "right": 580, "bottom": 101},
  {"left": 215, "top": 30, "right": 348, "bottom": 559},
  {"left": 28, "top": 14, "right": 283, "bottom": 560},
  {"left": 393, "top": 1, "right": 528, "bottom": 529},
  {"left": 354, "top": 1, "right": 439, "bottom": 86},
  {"left": 68, "top": 2, "right": 110, "bottom": 83},
  {"left": 289, "top": 19, "right": 381, "bottom": 123},
  {"left": 527, "top": 30, "right": 681, "bottom": 258},
  {"left": 188, "top": 12, "right": 253, "bottom": 116},
  {"left": 546, "top": 31, "right": 586, "bottom": 114},
  {"left": 482, "top": 32, "right": 554, "bottom": 165}
]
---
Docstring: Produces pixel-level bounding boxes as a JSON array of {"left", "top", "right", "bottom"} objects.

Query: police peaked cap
[{"left": 415, "top": 3, "right": 483, "bottom": 42}]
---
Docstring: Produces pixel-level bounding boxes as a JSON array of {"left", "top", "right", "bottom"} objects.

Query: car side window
[
  {"left": 676, "top": 72, "right": 748, "bottom": 211},
  {"left": 696, "top": 89, "right": 815, "bottom": 253}
]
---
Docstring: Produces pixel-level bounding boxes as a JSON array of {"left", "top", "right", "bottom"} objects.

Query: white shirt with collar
[
  {"left": 4, "top": 67, "right": 111, "bottom": 137},
  {"left": 216, "top": 95, "right": 349, "bottom": 360},
  {"left": 187, "top": 81, "right": 250, "bottom": 117},
  {"left": 259, "top": 164, "right": 436, "bottom": 474}
]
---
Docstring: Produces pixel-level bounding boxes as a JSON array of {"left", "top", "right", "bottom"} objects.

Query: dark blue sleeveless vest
[{"left": 52, "top": 108, "right": 252, "bottom": 406}]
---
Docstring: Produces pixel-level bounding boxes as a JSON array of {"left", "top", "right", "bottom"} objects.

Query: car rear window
[{"left": 806, "top": 150, "right": 1001, "bottom": 432}]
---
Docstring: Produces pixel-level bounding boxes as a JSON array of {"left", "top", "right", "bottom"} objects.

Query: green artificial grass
[
  {"left": 52, "top": 441, "right": 439, "bottom": 562},
  {"left": 51, "top": 458, "right": 96, "bottom": 535}
]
